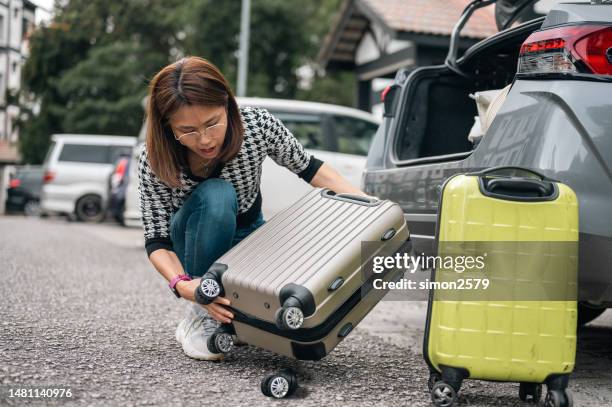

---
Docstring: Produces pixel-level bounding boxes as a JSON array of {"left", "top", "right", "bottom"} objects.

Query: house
[
  {"left": 0, "top": 0, "right": 37, "bottom": 214},
  {"left": 317, "top": 0, "right": 500, "bottom": 113}
]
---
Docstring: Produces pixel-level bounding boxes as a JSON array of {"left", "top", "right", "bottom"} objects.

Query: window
[
  {"left": 58, "top": 144, "right": 113, "bottom": 164},
  {"left": 332, "top": 116, "right": 378, "bottom": 156},
  {"left": 0, "top": 15, "right": 4, "bottom": 43},
  {"left": 12, "top": 61, "right": 17, "bottom": 73},
  {"left": 271, "top": 112, "right": 328, "bottom": 152}
]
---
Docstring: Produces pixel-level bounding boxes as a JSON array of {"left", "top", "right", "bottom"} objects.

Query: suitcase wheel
[
  {"left": 428, "top": 372, "right": 442, "bottom": 392},
  {"left": 260, "top": 369, "right": 298, "bottom": 399},
  {"left": 544, "top": 389, "right": 573, "bottom": 407},
  {"left": 275, "top": 306, "right": 304, "bottom": 330},
  {"left": 198, "top": 277, "right": 221, "bottom": 303},
  {"left": 519, "top": 382, "right": 542, "bottom": 403},
  {"left": 430, "top": 381, "right": 457, "bottom": 407},
  {"left": 206, "top": 332, "right": 233, "bottom": 354}
]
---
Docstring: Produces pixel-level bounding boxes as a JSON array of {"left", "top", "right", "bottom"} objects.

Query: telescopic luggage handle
[{"left": 321, "top": 189, "right": 381, "bottom": 206}]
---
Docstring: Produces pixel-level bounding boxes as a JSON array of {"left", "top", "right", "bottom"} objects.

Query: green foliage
[{"left": 18, "top": 0, "right": 351, "bottom": 163}]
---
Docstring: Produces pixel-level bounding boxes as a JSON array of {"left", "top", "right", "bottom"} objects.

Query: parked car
[
  {"left": 5, "top": 165, "right": 44, "bottom": 216},
  {"left": 243, "top": 97, "right": 380, "bottom": 217},
  {"left": 40, "top": 134, "right": 137, "bottom": 222},
  {"left": 120, "top": 97, "right": 381, "bottom": 226},
  {"left": 363, "top": 0, "right": 612, "bottom": 325}
]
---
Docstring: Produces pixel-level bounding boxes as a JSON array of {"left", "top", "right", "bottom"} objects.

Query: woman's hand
[
  {"left": 309, "top": 162, "right": 367, "bottom": 196},
  {"left": 202, "top": 297, "right": 234, "bottom": 323},
  {"left": 176, "top": 278, "right": 234, "bottom": 323}
]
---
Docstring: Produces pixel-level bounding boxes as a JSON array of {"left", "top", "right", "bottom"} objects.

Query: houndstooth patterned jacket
[{"left": 137, "top": 106, "right": 323, "bottom": 257}]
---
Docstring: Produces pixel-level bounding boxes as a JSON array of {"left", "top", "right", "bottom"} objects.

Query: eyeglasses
[{"left": 173, "top": 122, "right": 226, "bottom": 143}]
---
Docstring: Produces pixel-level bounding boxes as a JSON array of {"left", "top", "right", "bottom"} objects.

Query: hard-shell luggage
[
  {"left": 424, "top": 167, "right": 579, "bottom": 407},
  {"left": 195, "top": 188, "right": 409, "bottom": 362}
]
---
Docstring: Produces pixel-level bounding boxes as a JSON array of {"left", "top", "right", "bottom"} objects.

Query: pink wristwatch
[{"left": 169, "top": 274, "right": 192, "bottom": 298}]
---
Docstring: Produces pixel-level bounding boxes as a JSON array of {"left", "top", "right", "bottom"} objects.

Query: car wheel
[
  {"left": 23, "top": 200, "right": 42, "bottom": 217},
  {"left": 578, "top": 302, "right": 607, "bottom": 326},
  {"left": 75, "top": 194, "right": 105, "bottom": 223}
]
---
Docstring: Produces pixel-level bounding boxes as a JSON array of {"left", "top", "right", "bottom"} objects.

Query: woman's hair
[{"left": 145, "top": 56, "right": 243, "bottom": 187}]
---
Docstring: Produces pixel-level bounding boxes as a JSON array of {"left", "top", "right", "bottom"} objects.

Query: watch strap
[{"left": 169, "top": 274, "right": 192, "bottom": 298}]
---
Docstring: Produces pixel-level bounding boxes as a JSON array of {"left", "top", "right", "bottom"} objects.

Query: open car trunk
[{"left": 393, "top": 18, "right": 544, "bottom": 166}]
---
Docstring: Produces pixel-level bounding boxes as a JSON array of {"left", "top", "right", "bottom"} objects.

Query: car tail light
[
  {"left": 111, "top": 157, "right": 129, "bottom": 189},
  {"left": 43, "top": 170, "right": 55, "bottom": 183},
  {"left": 518, "top": 25, "right": 612, "bottom": 76},
  {"left": 9, "top": 178, "right": 21, "bottom": 188}
]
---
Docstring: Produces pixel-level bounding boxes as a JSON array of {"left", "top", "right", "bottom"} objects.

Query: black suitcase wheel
[
  {"left": 428, "top": 372, "right": 442, "bottom": 391},
  {"left": 431, "top": 381, "right": 457, "bottom": 407},
  {"left": 197, "top": 277, "right": 221, "bottom": 304},
  {"left": 545, "top": 390, "right": 573, "bottom": 407},
  {"left": 260, "top": 369, "right": 297, "bottom": 399},
  {"left": 278, "top": 368, "right": 298, "bottom": 396},
  {"left": 275, "top": 306, "right": 304, "bottom": 330},
  {"left": 206, "top": 332, "right": 233, "bottom": 354},
  {"left": 519, "top": 382, "right": 542, "bottom": 403}
]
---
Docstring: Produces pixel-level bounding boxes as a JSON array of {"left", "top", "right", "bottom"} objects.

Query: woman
[{"left": 138, "top": 56, "right": 364, "bottom": 361}]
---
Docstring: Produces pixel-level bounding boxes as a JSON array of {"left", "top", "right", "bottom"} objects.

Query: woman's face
[{"left": 168, "top": 104, "right": 227, "bottom": 161}]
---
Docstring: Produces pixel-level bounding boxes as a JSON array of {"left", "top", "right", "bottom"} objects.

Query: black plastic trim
[
  {"left": 207, "top": 262, "right": 228, "bottom": 297},
  {"left": 328, "top": 277, "right": 344, "bottom": 292},
  {"left": 381, "top": 228, "right": 396, "bottom": 241},
  {"left": 232, "top": 285, "right": 363, "bottom": 343},
  {"left": 279, "top": 283, "right": 316, "bottom": 317},
  {"left": 290, "top": 341, "right": 327, "bottom": 361},
  {"left": 337, "top": 323, "right": 354, "bottom": 338}
]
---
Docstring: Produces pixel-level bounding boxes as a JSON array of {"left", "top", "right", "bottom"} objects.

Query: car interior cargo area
[{"left": 395, "top": 20, "right": 542, "bottom": 164}]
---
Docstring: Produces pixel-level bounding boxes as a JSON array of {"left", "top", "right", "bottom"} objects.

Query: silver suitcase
[{"left": 195, "top": 188, "right": 409, "bottom": 360}]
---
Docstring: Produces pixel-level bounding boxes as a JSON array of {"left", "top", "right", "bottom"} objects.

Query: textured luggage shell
[
  {"left": 216, "top": 188, "right": 409, "bottom": 359},
  {"left": 424, "top": 173, "right": 578, "bottom": 383}
]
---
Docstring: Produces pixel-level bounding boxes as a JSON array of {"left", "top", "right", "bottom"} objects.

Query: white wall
[{"left": 0, "top": 0, "right": 35, "bottom": 144}]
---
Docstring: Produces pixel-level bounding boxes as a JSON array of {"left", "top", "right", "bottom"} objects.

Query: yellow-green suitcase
[{"left": 424, "top": 167, "right": 578, "bottom": 407}]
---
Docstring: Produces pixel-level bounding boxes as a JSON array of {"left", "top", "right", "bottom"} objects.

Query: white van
[
  {"left": 121, "top": 97, "right": 380, "bottom": 226},
  {"left": 41, "top": 134, "right": 137, "bottom": 222}
]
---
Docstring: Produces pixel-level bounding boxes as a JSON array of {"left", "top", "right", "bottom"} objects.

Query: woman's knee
[{"left": 191, "top": 179, "right": 238, "bottom": 215}]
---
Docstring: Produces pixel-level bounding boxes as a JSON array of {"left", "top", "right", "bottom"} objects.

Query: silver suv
[{"left": 363, "top": 0, "right": 612, "bottom": 325}]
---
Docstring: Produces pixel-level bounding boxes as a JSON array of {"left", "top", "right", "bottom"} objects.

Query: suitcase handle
[
  {"left": 480, "top": 177, "right": 559, "bottom": 201},
  {"left": 321, "top": 189, "right": 381, "bottom": 206}
]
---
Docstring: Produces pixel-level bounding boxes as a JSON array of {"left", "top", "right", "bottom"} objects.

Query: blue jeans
[{"left": 169, "top": 179, "right": 265, "bottom": 278}]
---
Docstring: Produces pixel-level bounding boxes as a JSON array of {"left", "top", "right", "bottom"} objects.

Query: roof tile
[{"left": 360, "top": 0, "right": 498, "bottom": 39}]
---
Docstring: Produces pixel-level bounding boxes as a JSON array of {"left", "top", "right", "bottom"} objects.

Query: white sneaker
[
  {"left": 177, "top": 303, "right": 224, "bottom": 361},
  {"left": 175, "top": 317, "right": 187, "bottom": 344}
]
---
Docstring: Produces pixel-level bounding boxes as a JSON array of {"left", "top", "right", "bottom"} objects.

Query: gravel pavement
[{"left": 1, "top": 216, "right": 611, "bottom": 406}]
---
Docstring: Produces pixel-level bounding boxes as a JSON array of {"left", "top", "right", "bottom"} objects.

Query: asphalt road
[{"left": 1, "top": 216, "right": 611, "bottom": 406}]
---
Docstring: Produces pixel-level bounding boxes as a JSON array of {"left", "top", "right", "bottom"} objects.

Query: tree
[
  {"left": 18, "top": 0, "right": 183, "bottom": 162},
  {"left": 18, "top": 0, "right": 351, "bottom": 163}
]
